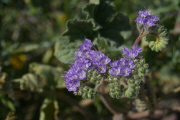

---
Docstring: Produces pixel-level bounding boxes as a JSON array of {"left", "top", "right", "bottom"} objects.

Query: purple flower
[
  {"left": 145, "top": 18, "right": 156, "bottom": 28},
  {"left": 64, "top": 57, "right": 91, "bottom": 91},
  {"left": 127, "top": 60, "right": 136, "bottom": 69},
  {"left": 79, "top": 38, "right": 93, "bottom": 51},
  {"left": 64, "top": 38, "right": 111, "bottom": 91},
  {"left": 109, "top": 67, "right": 121, "bottom": 76},
  {"left": 101, "top": 56, "right": 111, "bottom": 65},
  {"left": 137, "top": 10, "right": 151, "bottom": 17},
  {"left": 97, "top": 64, "right": 106, "bottom": 73},
  {"left": 122, "top": 46, "right": 142, "bottom": 59},
  {"left": 78, "top": 70, "right": 86, "bottom": 80},
  {"left": 135, "top": 17, "right": 146, "bottom": 25},
  {"left": 120, "top": 67, "right": 131, "bottom": 76},
  {"left": 108, "top": 46, "right": 139, "bottom": 77},
  {"left": 110, "top": 60, "right": 119, "bottom": 68},
  {"left": 75, "top": 38, "right": 93, "bottom": 59},
  {"left": 135, "top": 9, "right": 159, "bottom": 28},
  {"left": 108, "top": 58, "right": 135, "bottom": 77},
  {"left": 65, "top": 80, "right": 80, "bottom": 91}
]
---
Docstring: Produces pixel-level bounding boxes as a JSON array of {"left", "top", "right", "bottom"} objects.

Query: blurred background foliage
[{"left": 0, "top": 0, "right": 180, "bottom": 120}]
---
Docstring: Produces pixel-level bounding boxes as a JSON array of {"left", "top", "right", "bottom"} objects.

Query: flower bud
[
  {"left": 107, "top": 75, "right": 119, "bottom": 83},
  {"left": 79, "top": 86, "right": 98, "bottom": 99},
  {"left": 87, "top": 69, "right": 102, "bottom": 84},
  {"left": 108, "top": 82, "right": 123, "bottom": 99}
]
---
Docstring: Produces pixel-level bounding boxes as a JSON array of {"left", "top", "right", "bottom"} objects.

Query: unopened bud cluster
[
  {"left": 109, "top": 82, "right": 123, "bottom": 99},
  {"left": 87, "top": 69, "right": 102, "bottom": 84},
  {"left": 74, "top": 85, "right": 98, "bottom": 99},
  {"left": 124, "top": 59, "right": 149, "bottom": 98}
]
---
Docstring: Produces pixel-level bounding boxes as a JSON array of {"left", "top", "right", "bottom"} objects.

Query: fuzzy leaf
[
  {"left": 13, "top": 73, "right": 43, "bottom": 92},
  {"left": 54, "top": 36, "right": 82, "bottom": 64},
  {"left": 84, "top": 2, "right": 130, "bottom": 45},
  {"left": 83, "top": 2, "right": 115, "bottom": 26},
  {"left": 93, "top": 37, "right": 123, "bottom": 59},
  {"left": 90, "top": 0, "right": 100, "bottom": 5},
  {"left": 93, "top": 37, "right": 116, "bottom": 49},
  {"left": 29, "top": 63, "right": 65, "bottom": 89},
  {"left": 63, "top": 20, "right": 98, "bottom": 41},
  {"left": 99, "top": 13, "right": 130, "bottom": 45},
  {"left": 40, "top": 98, "right": 59, "bottom": 120},
  {"left": 0, "top": 94, "right": 15, "bottom": 111}
]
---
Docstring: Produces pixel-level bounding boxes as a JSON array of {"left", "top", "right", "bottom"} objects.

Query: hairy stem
[
  {"left": 100, "top": 93, "right": 120, "bottom": 115},
  {"left": 145, "top": 76, "right": 157, "bottom": 111},
  {"left": 134, "top": 28, "right": 145, "bottom": 46},
  {"left": 134, "top": 29, "right": 159, "bottom": 46},
  {"left": 95, "top": 78, "right": 121, "bottom": 115},
  {"left": 140, "top": 76, "right": 157, "bottom": 114}
]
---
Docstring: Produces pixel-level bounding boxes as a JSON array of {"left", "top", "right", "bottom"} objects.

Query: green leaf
[
  {"left": 42, "top": 48, "right": 53, "bottom": 64},
  {"left": 107, "top": 46, "right": 123, "bottom": 59},
  {"left": 0, "top": 94, "right": 15, "bottom": 111},
  {"left": 13, "top": 73, "right": 43, "bottom": 92},
  {"left": 159, "top": 65, "right": 180, "bottom": 94},
  {"left": 63, "top": 20, "right": 98, "bottom": 41},
  {"left": 83, "top": 2, "right": 115, "bottom": 26},
  {"left": 99, "top": 13, "right": 131, "bottom": 45},
  {"left": 15, "top": 41, "right": 54, "bottom": 53},
  {"left": 161, "top": 15, "right": 176, "bottom": 30},
  {"left": 15, "top": 43, "right": 39, "bottom": 53},
  {"left": 84, "top": 2, "right": 130, "bottom": 46},
  {"left": 39, "top": 98, "right": 59, "bottom": 120},
  {"left": 54, "top": 36, "right": 82, "bottom": 64},
  {"left": 89, "top": 0, "right": 100, "bottom": 5},
  {"left": 93, "top": 37, "right": 116, "bottom": 49},
  {"left": 29, "top": 63, "right": 65, "bottom": 89},
  {"left": 93, "top": 37, "right": 123, "bottom": 59}
]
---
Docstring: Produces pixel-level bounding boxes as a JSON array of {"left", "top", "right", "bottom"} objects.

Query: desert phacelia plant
[{"left": 62, "top": 9, "right": 169, "bottom": 100}]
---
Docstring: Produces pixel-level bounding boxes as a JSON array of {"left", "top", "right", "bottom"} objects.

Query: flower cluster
[
  {"left": 109, "top": 46, "right": 142, "bottom": 77},
  {"left": 64, "top": 38, "right": 111, "bottom": 91},
  {"left": 109, "top": 58, "right": 135, "bottom": 76},
  {"left": 135, "top": 9, "right": 159, "bottom": 28},
  {"left": 122, "top": 46, "right": 142, "bottom": 59}
]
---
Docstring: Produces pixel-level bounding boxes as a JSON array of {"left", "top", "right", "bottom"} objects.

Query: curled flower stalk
[{"left": 134, "top": 9, "right": 169, "bottom": 52}]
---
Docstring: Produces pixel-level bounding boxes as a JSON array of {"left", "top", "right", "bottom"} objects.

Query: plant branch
[
  {"left": 134, "top": 28, "right": 145, "bottom": 46},
  {"left": 145, "top": 76, "right": 157, "bottom": 110},
  {"left": 99, "top": 93, "right": 120, "bottom": 115},
  {"left": 134, "top": 29, "right": 160, "bottom": 46},
  {"left": 140, "top": 76, "right": 157, "bottom": 113},
  {"left": 95, "top": 78, "right": 121, "bottom": 115}
]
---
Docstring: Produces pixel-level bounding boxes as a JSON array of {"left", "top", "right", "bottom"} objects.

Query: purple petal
[
  {"left": 109, "top": 67, "right": 121, "bottom": 76},
  {"left": 98, "top": 65, "right": 106, "bottom": 73},
  {"left": 120, "top": 67, "right": 131, "bottom": 77},
  {"left": 78, "top": 70, "right": 86, "bottom": 80}
]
